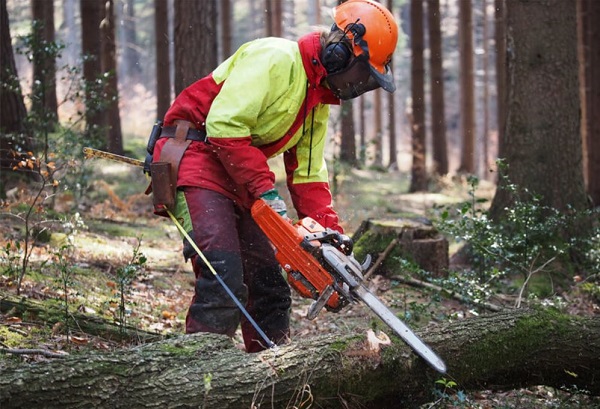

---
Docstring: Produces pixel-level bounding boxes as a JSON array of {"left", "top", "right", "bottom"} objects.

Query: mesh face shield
[{"left": 325, "top": 56, "right": 382, "bottom": 100}]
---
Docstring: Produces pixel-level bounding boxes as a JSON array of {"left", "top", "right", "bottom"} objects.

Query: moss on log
[{"left": 0, "top": 308, "right": 598, "bottom": 408}]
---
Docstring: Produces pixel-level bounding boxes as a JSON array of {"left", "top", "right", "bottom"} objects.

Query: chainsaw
[
  {"left": 83, "top": 146, "right": 446, "bottom": 372},
  {"left": 251, "top": 199, "right": 447, "bottom": 373}
]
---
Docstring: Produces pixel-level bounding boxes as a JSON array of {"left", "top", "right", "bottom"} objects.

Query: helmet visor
[
  {"left": 325, "top": 57, "right": 381, "bottom": 100},
  {"left": 369, "top": 62, "right": 396, "bottom": 93}
]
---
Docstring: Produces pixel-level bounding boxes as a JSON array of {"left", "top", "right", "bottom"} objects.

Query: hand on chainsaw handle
[{"left": 259, "top": 189, "right": 288, "bottom": 219}]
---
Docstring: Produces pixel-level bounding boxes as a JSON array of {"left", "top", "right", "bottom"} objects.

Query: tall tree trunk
[
  {"left": 101, "top": 0, "right": 123, "bottom": 155},
  {"left": 264, "top": 0, "right": 273, "bottom": 36},
  {"left": 31, "top": 0, "right": 58, "bottom": 129},
  {"left": 577, "top": 0, "right": 589, "bottom": 195},
  {"left": 372, "top": 88, "right": 383, "bottom": 168},
  {"left": 387, "top": 91, "right": 397, "bottom": 170},
  {"left": 0, "top": 0, "right": 30, "bottom": 187},
  {"left": 585, "top": 0, "right": 600, "bottom": 205},
  {"left": 490, "top": 0, "right": 588, "bottom": 215},
  {"left": 1, "top": 309, "right": 598, "bottom": 408},
  {"left": 60, "top": 0, "right": 78, "bottom": 66},
  {"left": 174, "top": 0, "right": 217, "bottom": 94},
  {"left": 283, "top": 0, "right": 295, "bottom": 39},
  {"left": 154, "top": 0, "right": 171, "bottom": 121},
  {"left": 409, "top": 0, "right": 427, "bottom": 192},
  {"left": 0, "top": 0, "right": 27, "bottom": 136},
  {"left": 271, "top": 0, "right": 282, "bottom": 37},
  {"left": 220, "top": 0, "right": 232, "bottom": 59},
  {"left": 309, "top": 0, "right": 322, "bottom": 25},
  {"left": 494, "top": 0, "right": 507, "bottom": 160},
  {"left": 339, "top": 100, "right": 356, "bottom": 165},
  {"left": 359, "top": 95, "right": 366, "bottom": 166},
  {"left": 427, "top": 0, "right": 448, "bottom": 176},
  {"left": 458, "top": 0, "right": 475, "bottom": 174},
  {"left": 481, "top": 0, "right": 490, "bottom": 177},
  {"left": 121, "top": 0, "right": 140, "bottom": 82},
  {"left": 80, "top": 0, "right": 105, "bottom": 144},
  {"left": 387, "top": 0, "right": 397, "bottom": 170}
]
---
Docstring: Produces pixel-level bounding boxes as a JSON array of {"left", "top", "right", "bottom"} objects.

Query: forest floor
[{"left": 1, "top": 162, "right": 599, "bottom": 408}]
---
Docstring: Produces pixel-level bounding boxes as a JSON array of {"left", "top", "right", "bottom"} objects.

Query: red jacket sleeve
[
  {"left": 208, "top": 136, "right": 275, "bottom": 198},
  {"left": 284, "top": 148, "right": 343, "bottom": 233}
]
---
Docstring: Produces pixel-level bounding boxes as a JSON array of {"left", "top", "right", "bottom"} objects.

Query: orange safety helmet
[{"left": 332, "top": 0, "right": 399, "bottom": 92}]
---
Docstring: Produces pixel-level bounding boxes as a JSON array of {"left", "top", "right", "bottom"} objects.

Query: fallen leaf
[
  {"left": 70, "top": 336, "right": 89, "bottom": 345},
  {"left": 161, "top": 310, "right": 177, "bottom": 320}
]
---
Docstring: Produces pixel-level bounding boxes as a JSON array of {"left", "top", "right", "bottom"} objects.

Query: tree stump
[{"left": 353, "top": 218, "right": 449, "bottom": 277}]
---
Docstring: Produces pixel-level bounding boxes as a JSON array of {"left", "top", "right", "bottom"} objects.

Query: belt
[{"left": 160, "top": 124, "right": 207, "bottom": 143}]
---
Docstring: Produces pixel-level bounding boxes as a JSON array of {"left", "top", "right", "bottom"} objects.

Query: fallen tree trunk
[{"left": 1, "top": 308, "right": 598, "bottom": 408}]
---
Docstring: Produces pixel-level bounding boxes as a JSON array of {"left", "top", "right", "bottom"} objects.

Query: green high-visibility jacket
[{"left": 156, "top": 32, "right": 343, "bottom": 232}]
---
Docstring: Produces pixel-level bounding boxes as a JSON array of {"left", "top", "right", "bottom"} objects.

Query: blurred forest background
[
  {"left": 2, "top": 0, "right": 599, "bottom": 206},
  {"left": 0, "top": 0, "right": 531, "bottom": 178}
]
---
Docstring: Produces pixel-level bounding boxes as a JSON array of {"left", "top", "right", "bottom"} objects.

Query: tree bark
[
  {"left": 409, "top": 0, "right": 427, "bottom": 192},
  {"left": 154, "top": 0, "right": 171, "bottom": 121},
  {"left": 340, "top": 100, "right": 357, "bottom": 166},
  {"left": 1, "top": 308, "right": 598, "bottom": 408},
  {"left": 458, "top": 0, "right": 475, "bottom": 174},
  {"left": 31, "top": 0, "right": 58, "bottom": 128},
  {"left": 121, "top": 0, "right": 141, "bottom": 81},
  {"left": 481, "top": 0, "right": 491, "bottom": 177},
  {"left": 495, "top": 0, "right": 507, "bottom": 161},
  {"left": 101, "top": 0, "right": 123, "bottom": 155},
  {"left": 585, "top": 0, "right": 600, "bottom": 206},
  {"left": 372, "top": 89, "right": 383, "bottom": 168},
  {"left": 219, "top": 0, "right": 232, "bottom": 59},
  {"left": 490, "top": 0, "right": 588, "bottom": 216},
  {"left": 0, "top": 0, "right": 27, "bottom": 135},
  {"left": 386, "top": 0, "right": 398, "bottom": 170},
  {"left": 80, "top": 0, "right": 105, "bottom": 144},
  {"left": 174, "top": 0, "right": 217, "bottom": 94},
  {"left": 427, "top": 0, "right": 449, "bottom": 176},
  {"left": 0, "top": 0, "right": 30, "bottom": 189}
]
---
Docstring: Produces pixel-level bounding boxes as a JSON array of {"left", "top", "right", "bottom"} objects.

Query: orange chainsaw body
[{"left": 251, "top": 199, "right": 343, "bottom": 311}]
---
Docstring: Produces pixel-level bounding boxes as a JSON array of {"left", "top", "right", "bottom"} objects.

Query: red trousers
[{"left": 181, "top": 187, "right": 291, "bottom": 352}]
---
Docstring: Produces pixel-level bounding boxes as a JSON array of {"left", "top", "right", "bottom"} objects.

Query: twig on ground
[
  {"left": 364, "top": 238, "right": 399, "bottom": 280},
  {"left": 393, "top": 274, "right": 505, "bottom": 312},
  {"left": 0, "top": 348, "right": 68, "bottom": 358}
]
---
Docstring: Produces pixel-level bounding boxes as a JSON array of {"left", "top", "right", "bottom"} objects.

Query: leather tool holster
[{"left": 150, "top": 120, "right": 192, "bottom": 215}]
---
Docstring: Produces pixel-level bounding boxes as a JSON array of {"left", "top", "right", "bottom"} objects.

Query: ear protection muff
[{"left": 321, "top": 22, "right": 367, "bottom": 74}]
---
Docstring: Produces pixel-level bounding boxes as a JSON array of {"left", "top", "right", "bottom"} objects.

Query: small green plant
[
  {"left": 52, "top": 243, "right": 76, "bottom": 345},
  {"left": 0, "top": 241, "right": 22, "bottom": 283},
  {"left": 114, "top": 237, "right": 147, "bottom": 332},
  {"left": 427, "top": 377, "right": 469, "bottom": 408}
]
